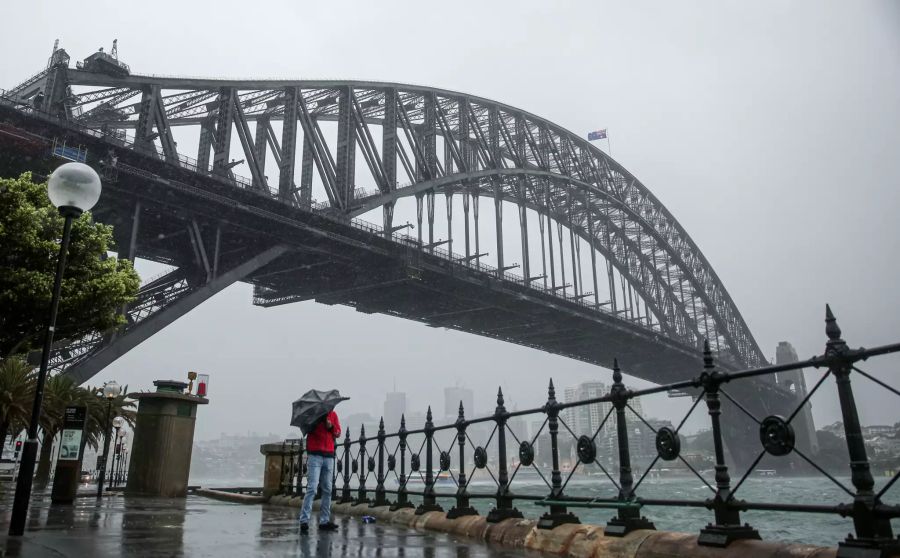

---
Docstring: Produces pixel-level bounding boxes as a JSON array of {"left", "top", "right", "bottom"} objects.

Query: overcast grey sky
[{"left": 3, "top": 1, "right": 899, "bottom": 440}]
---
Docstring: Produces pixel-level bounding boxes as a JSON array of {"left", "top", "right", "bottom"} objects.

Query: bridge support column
[
  {"left": 254, "top": 115, "right": 269, "bottom": 189},
  {"left": 426, "top": 191, "right": 435, "bottom": 248},
  {"left": 382, "top": 88, "right": 397, "bottom": 191},
  {"left": 62, "top": 245, "right": 290, "bottom": 385},
  {"left": 383, "top": 202, "right": 394, "bottom": 240},
  {"left": 299, "top": 131, "right": 313, "bottom": 206},
  {"left": 211, "top": 88, "right": 235, "bottom": 176},
  {"left": 587, "top": 198, "right": 600, "bottom": 307},
  {"left": 335, "top": 86, "right": 356, "bottom": 208},
  {"left": 545, "top": 189, "right": 556, "bottom": 290},
  {"left": 280, "top": 87, "right": 299, "bottom": 202},
  {"left": 445, "top": 193, "right": 453, "bottom": 255},
  {"left": 197, "top": 115, "right": 215, "bottom": 173},
  {"left": 416, "top": 194, "right": 424, "bottom": 246},
  {"left": 494, "top": 183, "right": 503, "bottom": 277},
  {"left": 462, "top": 193, "right": 471, "bottom": 260},
  {"left": 518, "top": 181, "right": 530, "bottom": 280},
  {"left": 472, "top": 193, "right": 480, "bottom": 266},
  {"left": 557, "top": 222, "right": 565, "bottom": 292}
]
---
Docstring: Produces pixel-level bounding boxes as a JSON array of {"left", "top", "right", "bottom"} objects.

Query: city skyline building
[
  {"left": 444, "top": 386, "right": 475, "bottom": 420},
  {"left": 383, "top": 391, "right": 407, "bottom": 432}
]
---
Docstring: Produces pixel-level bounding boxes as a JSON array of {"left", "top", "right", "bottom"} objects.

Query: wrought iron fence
[{"left": 279, "top": 307, "right": 900, "bottom": 554}]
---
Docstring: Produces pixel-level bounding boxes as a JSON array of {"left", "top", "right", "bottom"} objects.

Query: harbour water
[
  {"left": 416, "top": 475, "right": 885, "bottom": 548},
  {"left": 189, "top": 472, "right": 894, "bottom": 549}
]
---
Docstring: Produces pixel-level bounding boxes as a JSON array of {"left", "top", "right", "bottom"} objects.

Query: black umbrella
[{"left": 291, "top": 389, "right": 349, "bottom": 435}]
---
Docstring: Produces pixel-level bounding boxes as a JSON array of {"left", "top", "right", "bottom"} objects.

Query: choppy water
[{"left": 192, "top": 473, "right": 896, "bottom": 548}]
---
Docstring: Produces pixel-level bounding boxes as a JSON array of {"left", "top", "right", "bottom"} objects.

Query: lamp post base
[{"left": 8, "top": 438, "right": 39, "bottom": 536}]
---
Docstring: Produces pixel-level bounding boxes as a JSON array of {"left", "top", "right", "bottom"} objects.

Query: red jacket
[{"left": 306, "top": 411, "right": 341, "bottom": 456}]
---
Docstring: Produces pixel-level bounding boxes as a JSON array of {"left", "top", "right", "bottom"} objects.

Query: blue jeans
[{"left": 298, "top": 454, "right": 334, "bottom": 525}]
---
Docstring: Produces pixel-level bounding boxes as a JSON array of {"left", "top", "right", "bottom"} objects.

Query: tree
[
  {"left": 33, "top": 374, "right": 83, "bottom": 487},
  {"left": 0, "top": 172, "right": 140, "bottom": 358},
  {"left": 31, "top": 376, "right": 136, "bottom": 486},
  {"left": 80, "top": 385, "right": 136, "bottom": 454},
  {"left": 0, "top": 357, "right": 35, "bottom": 460}
]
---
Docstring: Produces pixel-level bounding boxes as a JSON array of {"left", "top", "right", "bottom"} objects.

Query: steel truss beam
[
  {"left": 57, "top": 245, "right": 290, "bottom": 385},
  {"left": 57, "top": 70, "right": 764, "bottom": 367}
]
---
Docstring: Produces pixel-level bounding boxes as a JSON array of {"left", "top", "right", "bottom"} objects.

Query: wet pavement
[{"left": 0, "top": 488, "right": 538, "bottom": 557}]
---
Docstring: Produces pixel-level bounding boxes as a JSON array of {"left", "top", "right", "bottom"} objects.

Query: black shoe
[
  {"left": 318, "top": 521, "right": 338, "bottom": 532},
  {"left": 300, "top": 523, "right": 309, "bottom": 535}
]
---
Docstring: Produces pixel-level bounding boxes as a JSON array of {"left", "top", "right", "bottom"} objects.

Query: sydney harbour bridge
[{"left": 0, "top": 44, "right": 812, "bottom": 464}]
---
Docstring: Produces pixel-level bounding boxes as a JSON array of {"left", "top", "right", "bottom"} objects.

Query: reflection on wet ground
[{"left": 0, "top": 488, "right": 537, "bottom": 557}]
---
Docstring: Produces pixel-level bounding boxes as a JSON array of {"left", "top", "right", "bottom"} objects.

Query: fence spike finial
[
  {"left": 548, "top": 378, "right": 556, "bottom": 399},
  {"left": 703, "top": 339, "right": 714, "bottom": 370},
  {"left": 613, "top": 358, "right": 622, "bottom": 384},
  {"left": 497, "top": 386, "right": 505, "bottom": 406},
  {"left": 458, "top": 400, "right": 465, "bottom": 419},
  {"left": 379, "top": 416, "right": 385, "bottom": 430},
  {"left": 825, "top": 303, "right": 842, "bottom": 342},
  {"left": 426, "top": 405, "right": 433, "bottom": 422}
]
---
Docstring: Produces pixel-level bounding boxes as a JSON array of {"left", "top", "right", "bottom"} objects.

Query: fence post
[
  {"left": 391, "top": 414, "right": 414, "bottom": 510},
  {"left": 448, "top": 401, "right": 477, "bottom": 518},
  {"left": 697, "top": 340, "right": 760, "bottom": 547},
  {"left": 371, "top": 417, "right": 390, "bottom": 507},
  {"left": 487, "top": 387, "right": 522, "bottom": 522},
  {"left": 356, "top": 425, "right": 369, "bottom": 505},
  {"left": 339, "top": 429, "right": 352, "bottom": 503},
  {"left": 416, "top": 406, "right": 443, "bottom": 514},
  {"left": 606, "top": 359, "right": 655, "bottom": 535},
  {"left": 279, "top": 440, "right": 288, "bottom": 494},
  {"left": 825, "top": 306, "right": 897, "bottom": 557},
  {"left": 295, "top": 439, "right": 303, "bottom": 497},
  {"left": 538, "top": 378, "right": 579, "bottom": 529}
]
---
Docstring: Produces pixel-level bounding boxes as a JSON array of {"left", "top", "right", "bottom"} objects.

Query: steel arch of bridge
[{"left": 7, "top": 62, "right": 766, "bottom": 370}]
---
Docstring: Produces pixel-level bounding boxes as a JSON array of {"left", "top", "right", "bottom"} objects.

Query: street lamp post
[
  {"left": 111, "top": 417, "right": 124, "bottom": 488},
  {"left": 8, "top": 163, "right": 102, "bottom": 537},
  {"left": 97, "top": 381, "right": 121, "bottom": 498},
  {"left": 119, "top": 447, "right": 128, "bottom": 487}
]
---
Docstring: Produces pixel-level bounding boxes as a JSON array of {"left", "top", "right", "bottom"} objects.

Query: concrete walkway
[{"left": 0, "top": 489, "right": 535, "bottom": 557}]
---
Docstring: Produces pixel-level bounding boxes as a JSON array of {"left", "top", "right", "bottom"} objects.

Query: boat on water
[{"left": 391, "top": 471, "right": 456, "bottom": 487}]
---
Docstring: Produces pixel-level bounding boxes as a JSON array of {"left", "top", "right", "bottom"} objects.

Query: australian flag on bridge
[{"left": 587, "top": 129, "right": 608, "bottom": 141}]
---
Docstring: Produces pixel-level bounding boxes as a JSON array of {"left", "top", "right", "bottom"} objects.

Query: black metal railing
[
  {"left": 279, "top": 307, "right": 900, "bottom": 555},
  {"left": 278, "top": 439, "right": 305, "bottom": 497}
]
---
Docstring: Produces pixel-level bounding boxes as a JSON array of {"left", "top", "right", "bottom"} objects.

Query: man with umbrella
[{"left": 292, "top": 389, "right": 347, "bottom": 534}]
